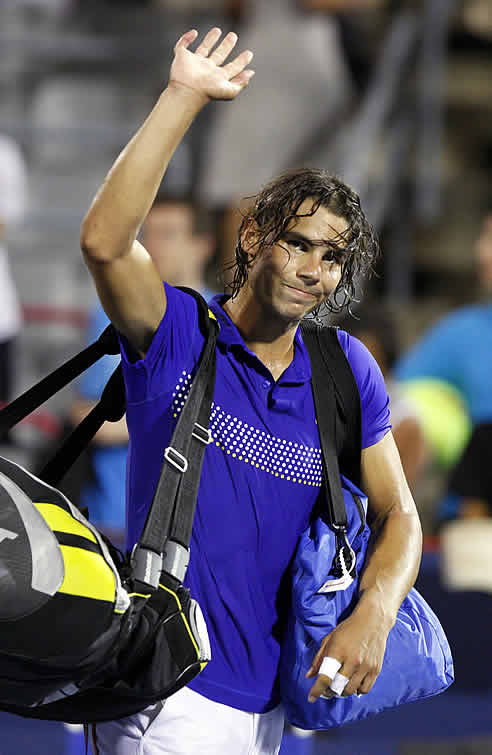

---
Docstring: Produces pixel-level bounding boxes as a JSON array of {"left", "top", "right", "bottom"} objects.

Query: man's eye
[
  {"left": 324, "top": 249, "right": 344, "bottom": 264},
  {"left": 289, "top": 239, "right": 307, "bottom": 252}
]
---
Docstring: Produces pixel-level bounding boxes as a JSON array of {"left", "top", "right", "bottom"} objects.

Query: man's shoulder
[{"left": 335, "top": 327, "right": 380, "bottom": 376}]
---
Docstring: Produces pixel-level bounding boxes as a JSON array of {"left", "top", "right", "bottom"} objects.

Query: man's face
[
  {"left": 142, "top": 202, "right": 198, "bottom": 284},
  {"left": 246, "top": 200, "right": 349, "bottom": 322},
  {"left": 476, "top": 214, "right": 492, "bottom": 293}
]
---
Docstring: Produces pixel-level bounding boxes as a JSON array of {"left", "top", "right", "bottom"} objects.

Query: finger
[
  {"left": 209, "top": 31, "right": 238, "bottom": 66},
  {"left": 358, "top": 671, "right": 378, "bottom": 695},
  {"left": 308, "top": 674, "right": 332, "bottom": 703},
  {"left": 229, "top": 70, "right": 255, "bottom": 90},
  {"left": 174, "top": 29, "right": 198, "bottom": 54},
  {"left": 341, "top": 669, "right": 366, "bottom": 697},
  {"left": 331, "top": 661, "right": 359, "bottom": 697},
  {"left": 331, "top": 671, "right": 351, "bottom": 697},
  {"left": 223, "top": 50, "right": 254, "bottom": 80},
  {"left": 306, "top": 649, "right": 339, "bottom": 679},
  {"left": 195, "top": 27, "right": 223, "bottom": 58}
]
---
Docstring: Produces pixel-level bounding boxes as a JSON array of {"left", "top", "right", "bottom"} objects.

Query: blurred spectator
[
  {"left": 69, "top": 194, "right": 216, "bottom": 545},
  {"left": 394, "top": 212, "right": 492, "bottom": 474},
  {"left": 416, "top": 423, "right": 492, "bottom": 695},
  {"left": 339, "top": 306, "right": 427, "bottom": 492},
  {"left": 0, "top": 134, "right": 29, "bottom": 404},
  {"left": 440, "top": 422, "right": 492, "bottom": 593},
  {"left": 199, "top": 0, "right": 371, "bottom": 275},
  {"left": 462, "top": 0, "right": 492, "bottom": 41}
]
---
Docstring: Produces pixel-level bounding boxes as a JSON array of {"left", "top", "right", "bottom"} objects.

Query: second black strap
[{"left": 302, "top": 321, "right": 347, "bottom": 529}]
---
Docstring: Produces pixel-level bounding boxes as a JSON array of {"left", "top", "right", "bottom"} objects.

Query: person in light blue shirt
[
  {"left": 71, "top": 194, "right": 216, "bottom": 546},
  {"left": 395, "top": 213, "right": 492, "bottom": 424},
  {"left": 395, "top": 214, "right": 492, "bottom": 522},
  {"left": 81, "top": 27, "right": 422, "bottom": 755}
]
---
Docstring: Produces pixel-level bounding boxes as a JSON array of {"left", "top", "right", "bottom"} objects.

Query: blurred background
[{"left": 0, "top": 0, "right": 491, "bottom": 752}]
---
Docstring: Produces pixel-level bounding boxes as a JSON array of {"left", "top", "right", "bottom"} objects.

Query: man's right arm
[{"left": 80, "top": 28, "right": 254, "bottom": 357}]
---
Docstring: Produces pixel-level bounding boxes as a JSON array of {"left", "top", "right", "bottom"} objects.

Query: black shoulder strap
[
  {"left": 0, "top": 325, "right": 125, "bottom": 486},
  {"left": 40, "top": 364, "right": 125, "bottom": 486},
  {"left": 0, "top": 287, "right": 218, "bottom": 593},
  {"left": 300, "top": 320, "right": 362, "bottom": 528},
  {"left": 0, "top": 325, "right": 120, "bottom": 440}
]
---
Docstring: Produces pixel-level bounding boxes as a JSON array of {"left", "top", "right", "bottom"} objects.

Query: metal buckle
[
  {"left": 164, "top": 447, "right": 188, "bottom": 473},
  {"left": 192, "top": 423, "right": 212, "bottom": 445}
]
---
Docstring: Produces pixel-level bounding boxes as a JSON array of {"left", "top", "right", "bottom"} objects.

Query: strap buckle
[
  {"left": 131, "top": 544, "right": 162, "bottom": 591},
  {"left": 164, "top": 447, "right": 188, "bottom": 473},
  {"left": 192, "top": 423, "right": 213, "bottom": 445}
]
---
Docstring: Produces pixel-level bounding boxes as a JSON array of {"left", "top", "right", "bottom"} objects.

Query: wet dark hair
[{"left": 227, "top": 168, "right": 379, "bottom": 313}]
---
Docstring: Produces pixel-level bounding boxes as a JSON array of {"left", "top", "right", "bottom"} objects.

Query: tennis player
[{"left": 81, "top": 28, "right": 422, "bottom": 755}]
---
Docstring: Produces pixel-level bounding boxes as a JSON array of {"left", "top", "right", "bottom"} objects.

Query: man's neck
[{"left": 223, "top": 293, "right": 298, "bottom": 380}]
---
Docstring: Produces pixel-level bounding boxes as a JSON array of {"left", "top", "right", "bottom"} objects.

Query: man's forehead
[{"left": 287, "top": 202, "right": 349, "bottom": 242}]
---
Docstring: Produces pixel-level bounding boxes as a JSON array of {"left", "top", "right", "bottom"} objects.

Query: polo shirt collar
[{"left": 209, "top": 294, "right": 311, "bottom": 384}]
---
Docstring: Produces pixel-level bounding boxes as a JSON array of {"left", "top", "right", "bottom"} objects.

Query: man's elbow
[
  {"left": 80, "top": 212, "right": 103, "bottom": 261},
  {"left": 80, "top": 216, "right": 131, "bottom": 265}
]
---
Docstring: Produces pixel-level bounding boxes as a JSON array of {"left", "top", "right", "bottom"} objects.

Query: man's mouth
[{"left": 284, "top": 284, "right": 319, "bottom": 300}]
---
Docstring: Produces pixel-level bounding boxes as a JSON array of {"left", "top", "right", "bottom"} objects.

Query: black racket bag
[{"left": 0, "top": 289, "right": 216, "bottom": 723}]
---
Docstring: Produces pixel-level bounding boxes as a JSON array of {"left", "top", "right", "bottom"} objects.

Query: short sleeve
[
  {"left": 118, "top": 283, "right": 203, "bottom": 405},
  {"left": 336, "top": 329, "right": 391, "bottom": 449}
]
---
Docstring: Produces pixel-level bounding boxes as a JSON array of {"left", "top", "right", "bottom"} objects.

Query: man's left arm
[{"left": 307, "top": 430, "right": 422, "bottom": 701}]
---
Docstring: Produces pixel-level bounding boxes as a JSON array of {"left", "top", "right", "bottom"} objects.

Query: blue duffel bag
[{"left": 279, "top": 475, "right": 454, "bottom": 730}]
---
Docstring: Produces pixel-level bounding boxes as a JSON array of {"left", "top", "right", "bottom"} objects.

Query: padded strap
[
  {"left": 132, "top": 289, "right": 218, "bottom": 590},
  {"left": 301, "top": 321, "right": 348, "bottom": 529},
  {"left": 0, "top": 326, "right": 120, "bottom": 439},
  {"left": 139, "top": 299, "right": 217, "bottom": 554},
  {"left": 40, "top": 365, "right": 125, "bottom": 486}
]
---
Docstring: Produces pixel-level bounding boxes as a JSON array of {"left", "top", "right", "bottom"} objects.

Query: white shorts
[{"left": 90, "top": 686, "right": 285, "bottom": 755}]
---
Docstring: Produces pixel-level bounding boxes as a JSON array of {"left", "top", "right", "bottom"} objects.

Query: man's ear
[{"left": 239, "top": 218, "right": 260, "bottom": 259}]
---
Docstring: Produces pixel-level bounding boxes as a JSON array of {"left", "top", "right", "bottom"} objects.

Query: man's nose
[{"left": 298, "top": 252, "right": 322, "bottom": 281}]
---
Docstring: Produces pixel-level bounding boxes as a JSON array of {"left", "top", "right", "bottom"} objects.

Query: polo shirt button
[{"left": 262, "top": 380, "right": 270, "bottom": 389}]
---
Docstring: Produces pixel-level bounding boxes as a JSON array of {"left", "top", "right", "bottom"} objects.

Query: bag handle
[
  {"left": 0, "top": 287, "right": 218, "bottom": 592},
  {"left": 301, "top": 320, "right": 348, "bottom": 529},
  {"left": 131, "top": 288, "right": 218, "bottom": 592},
  {"left": 301, "top": 319, "right": 363, "bottom": 583},
  {"left": 40, "top": 364, "right": 125, "bottom": 486},
  {"left": 0, "top": 325, "right": 120, "bottom": 440}
]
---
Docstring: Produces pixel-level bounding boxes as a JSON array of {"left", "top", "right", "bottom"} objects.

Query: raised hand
[{"left": 169, "top": 28, "right": 254, "bottom": 103}]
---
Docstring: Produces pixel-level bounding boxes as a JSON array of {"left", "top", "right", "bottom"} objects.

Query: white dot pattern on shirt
[{"left": 172, "top": 372, "right": 322, "bottom": 487}]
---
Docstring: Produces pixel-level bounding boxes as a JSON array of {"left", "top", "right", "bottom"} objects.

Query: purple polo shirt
[{"left": 119, "top": 284, "right": 391, "bottom": 713}]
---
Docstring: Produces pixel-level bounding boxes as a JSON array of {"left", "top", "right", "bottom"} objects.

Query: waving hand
[{"left": 169, "top": 28, "right": 255, "bottom": 103}]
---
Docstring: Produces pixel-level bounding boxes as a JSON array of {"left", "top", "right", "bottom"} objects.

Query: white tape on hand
[
  {"left": 330, "top": 672, "right": 350, "bottom": 696},
  {"left": 319, "top": 656, "right": 342, "bottom": 680}
]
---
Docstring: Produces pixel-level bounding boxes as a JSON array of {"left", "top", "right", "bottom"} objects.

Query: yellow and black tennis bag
[{"left": 0, "top": 288, "right": 217, "bottom": 724}]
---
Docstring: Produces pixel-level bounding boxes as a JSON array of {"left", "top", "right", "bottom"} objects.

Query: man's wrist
[
  {"left": 165, "top": 81, "right": 210, "bottom": 112},
  {"left": 354, "top": 587, "right": 398, "bottom": 632}
]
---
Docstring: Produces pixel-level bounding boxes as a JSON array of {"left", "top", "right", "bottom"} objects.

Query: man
[
  {"left": 80, "top": 28, "right": 422, "bottom": 755},
  {"left": 71, "top": 194, "right": 215, "bottom": 546}
]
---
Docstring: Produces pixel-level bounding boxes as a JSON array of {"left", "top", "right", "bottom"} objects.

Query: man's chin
[{"left": 275, "top": 298, "right": 320, "bottom": 324}]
